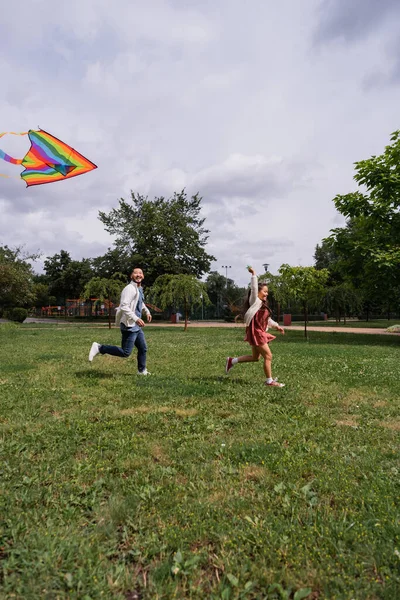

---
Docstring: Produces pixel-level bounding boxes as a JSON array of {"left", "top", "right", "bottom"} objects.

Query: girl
[{"left": 225, "top": 266, "right": 285, "bottom": 387}]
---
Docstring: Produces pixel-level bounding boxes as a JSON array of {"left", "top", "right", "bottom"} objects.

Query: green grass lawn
[{"left": 0, "top": 324, "right": 399, "bottom": 599}]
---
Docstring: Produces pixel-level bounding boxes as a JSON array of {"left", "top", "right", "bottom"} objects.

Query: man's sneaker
[
  {"left": 225, "top": 357, "right": 234, "bottom": 374},
  {"left": 89, "top": 342, "right": 101, "bottom": 362},
  {"left": 265, "top": 380, "right": 285, "bottom": 387},
  {"left": 138, "top": 369, "right": 151, "bottom": 375}
]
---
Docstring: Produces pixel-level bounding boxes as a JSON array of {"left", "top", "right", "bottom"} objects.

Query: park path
[
  {"left": 149, "top": 321, "right": 398, "bottom": 335},
  {"left": 1, "top": 318, "right": 398, "bottom": 335}
]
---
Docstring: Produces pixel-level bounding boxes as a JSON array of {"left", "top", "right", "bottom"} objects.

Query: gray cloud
[
  {"left": 314, "top": 0, "right": 400, "bottom": 44},
  {"left": 1, "top": 0, "right": 399, "bottom": 287}
]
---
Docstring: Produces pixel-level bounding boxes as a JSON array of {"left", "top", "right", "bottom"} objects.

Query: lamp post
[{"left": 222, "top": 265, "right": 231, "bottom": 288}]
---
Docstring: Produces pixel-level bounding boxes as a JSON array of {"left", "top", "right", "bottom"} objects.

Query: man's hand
[
  {"left": 247, "top": 266, "right": 256, "bottom": 275},
  {"left": 278, "top": 326, "right": 285, "bottom": 335},
  {"left": 136, "top": 318, "right": 145, "bottom": 327},
  {"left": 146, "top": 313, "right": 152, "bottom": 323}
]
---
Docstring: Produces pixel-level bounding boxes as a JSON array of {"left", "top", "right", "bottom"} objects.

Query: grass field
[{"left": 0, "top": 324, "right": 399, "bottom": 599}]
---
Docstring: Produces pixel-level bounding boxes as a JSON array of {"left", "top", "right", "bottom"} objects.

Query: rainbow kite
[{"left": 0, "top": 129, "right": 97, "bottom": 187}]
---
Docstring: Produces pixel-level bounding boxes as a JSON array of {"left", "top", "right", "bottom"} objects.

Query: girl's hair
[{"left": 243, "top": 281, "right": 269, "bottom": 313}]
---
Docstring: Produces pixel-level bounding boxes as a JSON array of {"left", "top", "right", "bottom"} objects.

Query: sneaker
[
  {"left": 89, "top": 342, "right": 100, "bottom": 362},
  {"left": 138, "top": 369, "right": 151, "bottom": 375},
  {"left": 225, "top": 357, "right": 234, "bottom": 374},
  {"left": 265, "top": 380, "right": 285, "bottom": 387}
]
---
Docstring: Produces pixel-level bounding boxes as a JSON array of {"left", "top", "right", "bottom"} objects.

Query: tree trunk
[
  {"left": 344, "top": 312, "right": 347, "bottom": 325},
  {"left": 277, "top": 301, "right": 281, "bottom": 324},
  {"left": 184, "top": 297, "right": 188, "bottom": 331},
  {"left": 108, "top": 295, "right": 111, "bottom": 329},
  {"left": 304, "top": 303, "right": 308, "bottom": 338}
]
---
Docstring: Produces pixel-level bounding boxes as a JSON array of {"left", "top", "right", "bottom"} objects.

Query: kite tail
[
  {"left": 0, "top": 149, "right": 23, "bottom": 165},
  {"left": 0, "top": 132, "right": 27, "bottom": 170},
  {"left": 0, "top": 131, "right": 29, "bottom": 139},
  {"left": 0, "top": 132, "right": 28, "bottom": 179}
]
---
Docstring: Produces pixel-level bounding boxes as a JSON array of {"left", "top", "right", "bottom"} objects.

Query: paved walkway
[
  {"left": 148, "top": 321, "right": 398, "bottom": 335},
  {"left": 1, "top": 318, "right": 398, "bottom": 335}
]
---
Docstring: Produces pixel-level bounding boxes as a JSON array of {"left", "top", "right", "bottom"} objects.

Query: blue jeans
[{"left": 99, "top": 324, "right": 147, "bottom": 372}]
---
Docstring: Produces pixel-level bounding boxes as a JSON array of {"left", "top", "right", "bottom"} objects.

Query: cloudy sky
[{"left": 1, "top": 0, "right": 400, "bottom": 285}]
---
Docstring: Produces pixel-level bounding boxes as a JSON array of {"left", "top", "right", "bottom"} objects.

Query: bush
[{"left": 9, "top": 307, "right": 28, "bottom": 323}]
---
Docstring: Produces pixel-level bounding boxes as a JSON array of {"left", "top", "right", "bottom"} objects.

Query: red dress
[{"left": 245, "top": 307, "right": 276, "bottom": 346}]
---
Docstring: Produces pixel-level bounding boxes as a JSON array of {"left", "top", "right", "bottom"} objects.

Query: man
[{"left": 88, "top": 267, "right": 152, "bottom": 374}]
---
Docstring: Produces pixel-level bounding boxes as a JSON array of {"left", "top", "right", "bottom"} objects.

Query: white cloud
[{"left": 1, "top": 0, "right": 400, "bottom": 287}]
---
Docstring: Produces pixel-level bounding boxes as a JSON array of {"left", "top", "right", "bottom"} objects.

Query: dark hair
[{"left": 243, "top": 281, "right": 269, "bottom": 313}]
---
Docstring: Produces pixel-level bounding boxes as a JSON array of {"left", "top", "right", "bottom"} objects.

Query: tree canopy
[
  {"left": 150, "top": 274, "right": 210, "bottom": 330},
  {"left": 324, "top": 130, "right": 400, "bottom": 305},
  {"left": 0, "top": 246, "right": 38, "bottom": 312},
  {"left": 99, "top": 190, "right": 215, "bottom": 286},
  {"left": 278, "top": 265, "right": 329, "bottom": 337},
  {"left": 82, "top": 274, "right": 126, "bottom": 329}
]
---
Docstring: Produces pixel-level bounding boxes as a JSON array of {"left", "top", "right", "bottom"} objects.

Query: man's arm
[{"left": 143, "top": 299, "right": 152, "bottom": 322}]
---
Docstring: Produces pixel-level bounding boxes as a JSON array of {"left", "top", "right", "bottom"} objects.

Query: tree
[
  {"left": 63, "top": 259, "right": 94, "bottom": 299},
  {"left": 0, "top": 245, "right": 38, "bottom": 312},
  {"left": 314, "top": 240, "right": 343, "bottom": 285},
  {"left": 82, "top": 274, "right": 126, "bottom": 329},
  {"left": 258, "top": 271, "right": 291, "bottom": 323},
  {"left": 33, "top": 283, "right": 51, "bottom": 308},
  {"left": 325, "top": 130, "right": 400, "bottom": 306},
  {"left": 44, "top": 250, "right": 72, "bottom": 305},
  {"left": 324, "top": 283, "right": 363, "bottom": 324},
  {"left": 150, "top": 274, "right": 210, "bottom": 331},
  {"left": 278, "top": 265, "right": 329, "bottom": 338},
  {"left": 91, "top": 248, "right": 133, "bottom": 279},
  {"left": 44, "top": 251, "right": 94, "bottom": 305},
  {"left": 98, "top": 190, "right": 215, "bottom": 286},
  {"left": 205, "top": 271, "right": 245, "bottom": 319}
]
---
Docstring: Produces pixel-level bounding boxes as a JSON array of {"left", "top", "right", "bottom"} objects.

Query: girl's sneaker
[
  {"left": 265, "top": 380, "right": 285, "bottom": 387},
  {"left": 225, "top": 357, "right": 234, "bottom": 374}
]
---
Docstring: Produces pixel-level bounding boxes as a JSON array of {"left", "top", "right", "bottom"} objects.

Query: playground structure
[
  {"left": 39, "top": 300, "right": 163, "bottom": 319},
  {"left": 40, "top": 298, "right": 116, "bottom": 318}
]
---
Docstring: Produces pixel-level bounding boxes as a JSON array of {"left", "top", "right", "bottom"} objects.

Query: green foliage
[
  {"left": 0, "top": 245, "right": 38, "bottom": 310},
  {"left": 99, "top": 190, "right": 215, "bottom": 285},
  {"left": 82, "top": 273, "right": 126, "bottom": 329},
  {"left": 150, "top": 274, "right": 210, "bottom": 329},
  {"left": 44, "top": 251, "right": 94, "bottom": 302},
  {"left": 324, "top": 282, "right": 363, "bottom": 323},
  {"left": 91, "top": 247, "right": 133, "bottom": 279},
  {"left": 205, "top": 271, "right": 246, "bottom": 319},
  {"left": 32, "top": 282, "right": 51, "bottom": 308},
  {"left": 0, "top": 326, "right": 399, "bottom": 598},
  {"left": 8, "top": 307, "right": 28, "bottom": 322},
  {"left": 278, "top": 265, "right": 330, "bottom": 336},
  {"left": 324, "top": 131, "right": 400, "bottom": 310}
]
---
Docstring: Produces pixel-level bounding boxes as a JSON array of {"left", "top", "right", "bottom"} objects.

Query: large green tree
[
  {"left": 44, "top": 251, "right": 94, "bottom": 303},
  {"left": 324, "top": 130, "right": 400, "bottom": 311},
  {"left": 278, "top": 265, "right": 329, "bottom": 337},
  {"left": 0, "top": 245, "right": 38, "bottom": 312},
  {"left": 99, "top": 190, "right": 215, "bottom": 286},
  {"left": 91, "top": 248, "right": 132, "bottom": 280}
]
